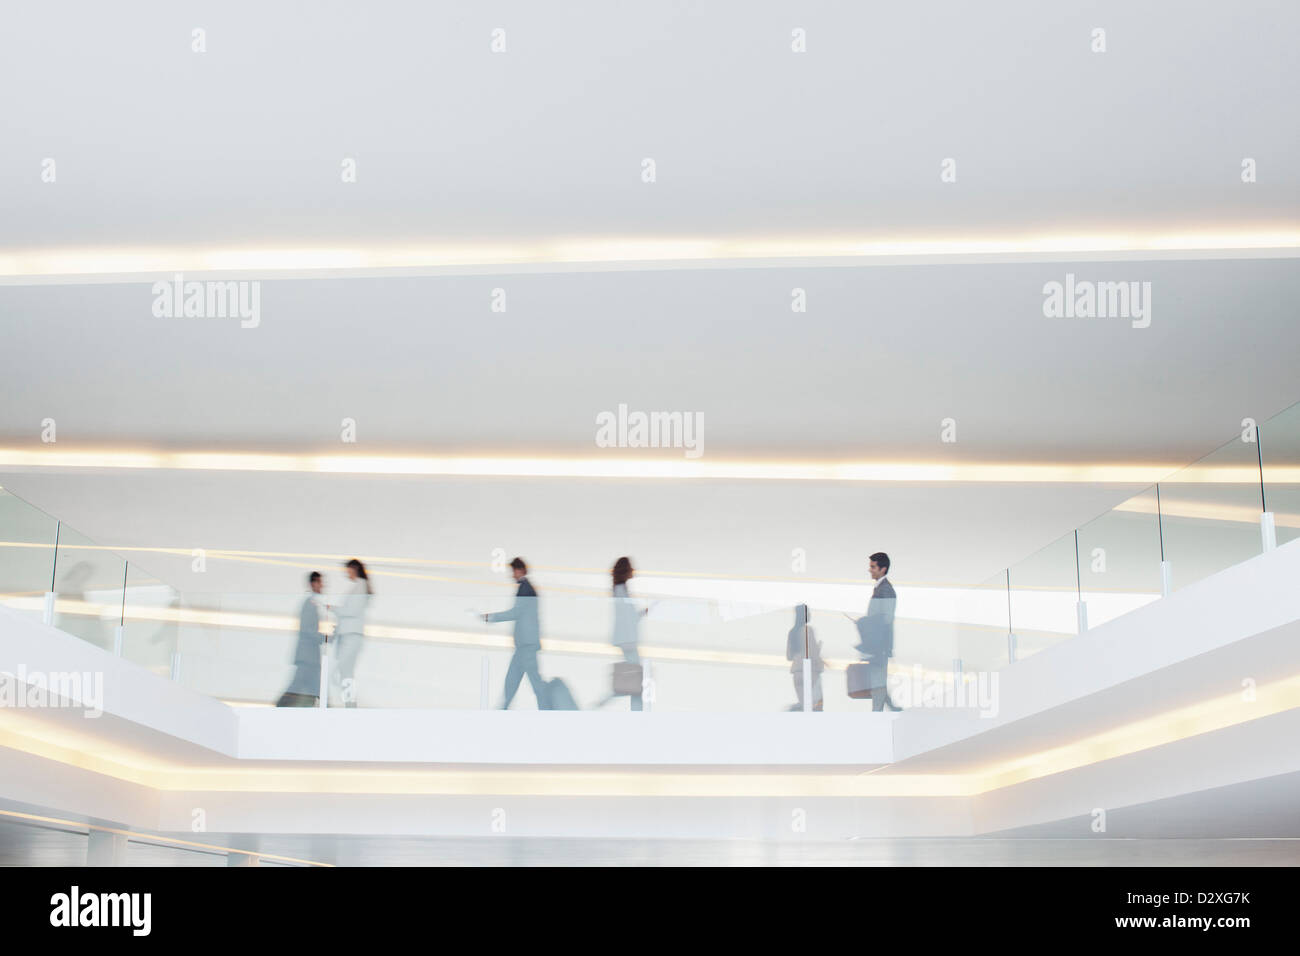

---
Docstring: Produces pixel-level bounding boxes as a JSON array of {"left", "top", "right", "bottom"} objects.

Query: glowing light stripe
[
  {"left": 0, "top": 539, "right": 1090, "bottom": 591},
  {"left": 4, "top": 446, "right": 1279, "bottom": 483},
  {"left": 1114, "top": 497, "right": 1300, "bottom": 527},
  {"left": 972, "top": 672, "right": 1300, "bottom": 789},
  {"left": 2, "top": 231, "right": 1299, "bottom": 279}
]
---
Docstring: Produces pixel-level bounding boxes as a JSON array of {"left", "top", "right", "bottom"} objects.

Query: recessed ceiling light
[{"left": 2, "top": 230, "right": 1298, "bottom": 281}]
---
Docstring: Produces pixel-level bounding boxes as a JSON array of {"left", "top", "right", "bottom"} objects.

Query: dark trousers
[
  {"left": 502, "top": 645, "right": 545, "bottom": 709},
  {"left": 276, "top": 691, "right": 317, "bottom": 707}
]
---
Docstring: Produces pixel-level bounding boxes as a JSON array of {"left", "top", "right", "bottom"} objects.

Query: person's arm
[
  {"left": 878, "top": 595, "right": 896, "bottom": 650},
  {"left": 484, "top": 591, "right": 522, "bottom": 623},
  {"left": 632, "top": 593, "right": 652, "bottom": 617},
  {"left": 330, "top": 588, "right": 364, "bottom": 617}
]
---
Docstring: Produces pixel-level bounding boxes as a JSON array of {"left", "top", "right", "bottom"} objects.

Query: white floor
[{"left": 3, "top": 820, "right": 1298, "bottom": 867}]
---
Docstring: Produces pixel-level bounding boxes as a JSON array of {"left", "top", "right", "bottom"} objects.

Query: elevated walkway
[{"left": 3, "top": 537, "right": 1299, "bottom": 841}]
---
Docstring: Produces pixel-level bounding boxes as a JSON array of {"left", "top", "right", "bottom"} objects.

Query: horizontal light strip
[
  {"left": 0, "top": 808, "right": 331, "bottom": 866},
  {"left": 973, "top": 671, "right": 1300, "bottom": 789},
  {"left": 0, "top": 539, "right": 1160, "bottom": 593},
  {"left": 1, "top": 672, "right": 1297, "bottom": 797},
  {"left": 1114, "top": 497, "right": 1300, "bottom": 527},
  {"left": 6, "top": 446, "right": 1287, "bottom": 483},
  {"left": 3, "top": 231, "right": 1300, "bottom": 280}
]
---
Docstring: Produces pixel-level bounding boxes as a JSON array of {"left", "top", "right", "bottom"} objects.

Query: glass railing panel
[
  {"left": 808, "top": 593, "right": 872, "bottom": 712},
  {"left": 345, "top": 589, "right": 629, "bottom": 710},
  {"left": 809, "top": 580, "right": 983, "bottom": 711},
  {"left": 1260, "top": 400, "right": 1300, "bottom": 548},
  {"left": 130, "top": 588, "right": 528, "bottom": 708},
  {"left": 1007, "top": 533, "right": 1079, "bottom": 661},
  {"left": 1076, "top": 485, "right": 1164, "bottom": 628},
  {"left": 887, "top": 615, "right": 961, "bottom": 710},
  {"left": 138, "top": 580, "right": 1036, "bottom": 712},
  {"left": 49, "top": 524, "right": 126, "bottom": 652},
  {"left": 662, "top": 598, "right": 795, "bottom": 712},
  {"left": 143, "top": 590, "right": 802, "bottom": 712},
  {"left": 638, "top": 599, "right": 793, "bottom": 713},
  {"left": 804, "top": 575, "right": 1015, "bottom": 711},
  {"left": 954, "top": 573, "right": 1013, "bottom": 676},
  {"left": 120, "top": 566, "right": 179, "bottom": 678},
  {"left": 350, "top": 592, "right": 500, "bottom": 710},
  {"left": 1158, "top": 432, "right": 1264, "bottom": 592},
  {"left": 0, "top": 487, "right": 58, "bottom": 623},
  {"left": 468, "top": 592, "right": 796, "bottom": 713},
  {"left": 166, "top": 592, "right": 298, "bottom": 704}
]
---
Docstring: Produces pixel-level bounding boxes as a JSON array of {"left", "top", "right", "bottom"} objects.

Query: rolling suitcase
[{"left": 543, "top": 677, "right": 579, "bottom": 710}]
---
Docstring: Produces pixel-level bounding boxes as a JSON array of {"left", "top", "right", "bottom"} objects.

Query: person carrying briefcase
[
  {"left": 845, "top": 552, "right": 901, "bottom": 711},
  {"left": 603, "top": 557, "right": 648, "bottom": 710}
]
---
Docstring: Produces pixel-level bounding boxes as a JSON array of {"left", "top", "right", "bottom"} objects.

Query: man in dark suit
[
  {"left": 483, "top": 557, "right": 545, "bottom": 708},
  {"left": 277, "top": 571, "right": 324, "bottom": 707},
  {"left": 856, "top": 551, "right": 901, "bottom": 712}
]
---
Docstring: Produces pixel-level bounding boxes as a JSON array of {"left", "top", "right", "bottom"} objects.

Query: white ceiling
[
  {"left": 2, "top": 259, "right": 1299, "bottom": 462},
  {"left": 2, "top": 1, "right": 1297, "bottom": 250}
]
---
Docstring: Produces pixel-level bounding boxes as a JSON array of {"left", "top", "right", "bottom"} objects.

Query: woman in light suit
[
  {"left": 327, "top": 558, "right": 371, "bottom": 707},
  {"left": 604, "top": 556, "right": 647, "bottom": 710}
]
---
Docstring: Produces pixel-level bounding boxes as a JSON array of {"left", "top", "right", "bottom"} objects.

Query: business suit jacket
[
  {"left": 286, "top": 594, "right": 323, "bottom": 694},
  {"left": 855, "top": 578, "right": 896, "bottom": 660},
  {"left": 487, "top": 577, "right": 541, "bottom": 648}
]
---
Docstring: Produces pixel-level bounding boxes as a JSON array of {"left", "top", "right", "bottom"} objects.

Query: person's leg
[
  {"left": 793, "top": 661, "right": 814, "bottom": 711},
  {"left": 327, "top": 641, "right": 342, "bottom": 706},
  {"left": 812, "top": 671, "right": 824, "bottom": 712},
  {"left": 624, "top": 646, "right": 642, "bottom": 711},
  {"left": 334, "top": 634, "right": 362, "bottom": 707},
  {"left": 279, "top": 665, "right": 312, "bottom": 707},
  {"left": 521, "top": 647, "right": 546, "bottom": 708},
  {"left": 501, "top": 649, "right": 525, "bottom": 709},
  {"left": 882, "top": 657, "right": 901, "bottom": 710},
  {"left": 870, "top": 659, "right": 887, "bottom": 712}
]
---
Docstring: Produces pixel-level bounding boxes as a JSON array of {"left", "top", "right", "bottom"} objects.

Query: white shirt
[{"left": 330, "top": 579, "right": 370, "bottom": 637}]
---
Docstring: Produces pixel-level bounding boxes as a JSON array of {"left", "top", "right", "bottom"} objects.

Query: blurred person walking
[
  {"left": 598, "top": 557, "right": 648, "bottom": 711},
  {"left": 277, "top": 571, "right": 324, "bottom": 707},
  {"left": 852, "top": 552, "right": 900, "bottom": 712},
  {"left": 327, "top": 559, "right": 371, "bottom": 708},
  {"left": 483, "top": 557, "right": 546, "bottom": 709},
  {"left": 786, "top": 604, "right": 824, "bottom": 711}
]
